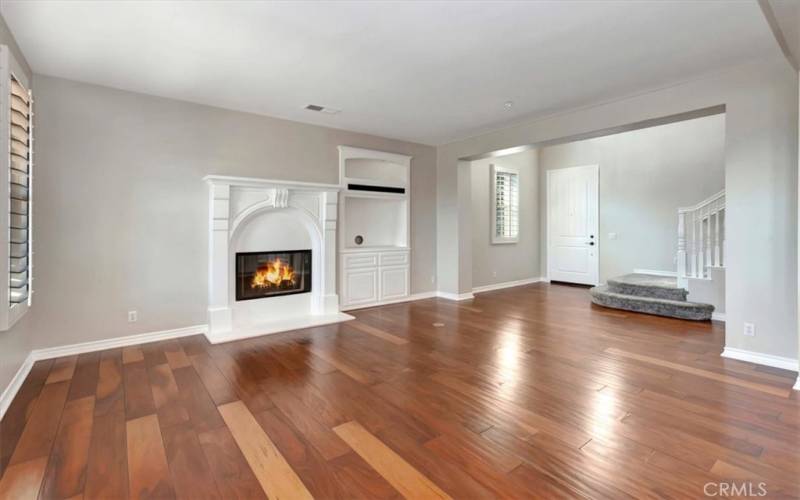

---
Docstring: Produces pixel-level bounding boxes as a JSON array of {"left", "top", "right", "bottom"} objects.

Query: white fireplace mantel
[{"left": 205, "top": 175, "right": 352, "bottom": 343}]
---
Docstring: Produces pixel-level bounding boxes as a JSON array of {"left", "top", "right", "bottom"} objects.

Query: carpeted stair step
[
  {"left": 590, "top": 285, "right": 713, "bottom": 321},
  {"left": 606, "top": 273, "right": 688, "bottom": 302}
]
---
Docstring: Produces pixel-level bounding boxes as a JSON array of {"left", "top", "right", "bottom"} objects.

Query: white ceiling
[{"left": 1, "top": 0, "right": 779, "bottom": 145}]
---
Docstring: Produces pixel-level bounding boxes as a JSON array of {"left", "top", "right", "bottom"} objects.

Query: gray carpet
[
  {"left": 606, "top": 273, "right": 688, "bottom": 301},
  {"left": 590, "top": 273, "right": 713, "bottom": 321}
]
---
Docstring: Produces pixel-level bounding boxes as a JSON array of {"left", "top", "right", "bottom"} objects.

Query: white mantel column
[
  {"left": 208, "top": 182, "right": 232, "bottom": 335},
  {"left": 321, "top": 190, "right": 340, "bottom": 314}
]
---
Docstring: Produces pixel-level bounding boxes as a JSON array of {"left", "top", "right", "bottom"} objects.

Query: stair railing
[{"left": 677, "top": 190, "right": 725, "bottom": 286}]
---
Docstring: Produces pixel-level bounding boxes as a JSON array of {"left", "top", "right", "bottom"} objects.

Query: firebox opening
[{"left": 235, "top": 250, "right": 312, "bottom": 301}]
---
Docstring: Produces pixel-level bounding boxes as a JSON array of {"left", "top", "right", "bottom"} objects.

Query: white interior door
[{"left": 547, "top": 165, "right": 599, "bottom": 285}]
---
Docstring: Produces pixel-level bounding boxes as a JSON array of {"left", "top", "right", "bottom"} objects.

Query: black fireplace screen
[{"left": 235, "top": 250, "right": 311, "bottom": 301}]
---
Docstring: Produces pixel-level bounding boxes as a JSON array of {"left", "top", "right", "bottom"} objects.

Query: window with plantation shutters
[
  {"left": 0, "top": 45, "right": 32, "bottom": 330},
  {"left": 9, "top": 76, "right": 29, "bottom": 305},
  {"left": 491, "top": 164, "right": 519, "bottom": 244}
]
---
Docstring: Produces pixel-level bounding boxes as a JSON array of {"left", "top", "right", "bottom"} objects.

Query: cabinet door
[
  {"left": 343, "top": 268, "right": 379, "bottom": 306},
  {"left": 379, "top": 265, "right": 409, "bottom": 301}
]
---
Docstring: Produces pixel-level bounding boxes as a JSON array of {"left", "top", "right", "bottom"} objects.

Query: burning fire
[{"left": 251, "top": 258, "right": 296, "bottom": 289}]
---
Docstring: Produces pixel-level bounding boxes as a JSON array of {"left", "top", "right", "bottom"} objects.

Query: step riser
[{"left": 606, "top": 282, "right": 688, "bottom": 301}]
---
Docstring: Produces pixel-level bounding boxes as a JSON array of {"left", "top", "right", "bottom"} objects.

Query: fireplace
[
  {"left": 235, "top": 250, "right": 311, "bottom": 301},
  {"left": 206, "top": 176, "right": 351, "bottom": 342}
]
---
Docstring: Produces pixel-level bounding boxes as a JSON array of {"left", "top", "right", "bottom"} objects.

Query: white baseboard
[
  {"left": 794, "top": 376, "right": 800, "bottom": 391},
  {"left": 721, "top": 347, "right": 799, "bottom": 372},
  {"left": 633, "top": 268, "right": 677, "bottom": 277},
  {"left": 472, "top": 277, "right": 546, "bottom": 294},
  {"left": 206, "top": 313, "right": 354, "bottom": 344},
  {"left": 0, "top": 352, "right": 35, "bottom": 421},
  {"left": 342, "top": 281, "right": 544, "bottom": 306},
  {"left": 436, "top": 291, "right": 475, "bottom": 301},
  {"left": 711, "top": 312, "right": 726, "bottom": 322},
  {"left": 341, "top": 291, "right": 438, "bottom": 312},
  {"left": 32, "top": 324, "right": 209, "bottom": 361}
]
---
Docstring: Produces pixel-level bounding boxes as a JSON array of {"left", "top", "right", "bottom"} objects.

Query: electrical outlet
[
  {"left": 492, "top": 271, "right": 497, "bottom": 278},
  {"left": 128, "top": 310, "right": 138, "bottom": 323},
  {"left": 743, "top": 322, "right": 755, "bottom": 337},
  {"left": 608, "top": 232, "right": 618, "bottom": 240},
  {"left": 430, "top": 275, "right": 435, "bottom": 284}
]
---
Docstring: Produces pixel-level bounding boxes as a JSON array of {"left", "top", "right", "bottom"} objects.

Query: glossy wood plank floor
[{"left": 1, "top": 283, "right": 799, "bottom": 499}]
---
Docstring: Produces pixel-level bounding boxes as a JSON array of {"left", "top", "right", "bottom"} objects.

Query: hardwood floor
[{"left": 1, "top": 283, "right": 798, "bottom": 499}]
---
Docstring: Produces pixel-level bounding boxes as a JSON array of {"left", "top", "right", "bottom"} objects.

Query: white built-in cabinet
[{"left": 338, "top": 146, "right": 410, "bottom": 310}]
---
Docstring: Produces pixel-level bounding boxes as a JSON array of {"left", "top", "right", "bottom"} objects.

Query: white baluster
[
  {"left": 703, "top": 205, "right": 714, "bottom": 276},
  {"left": 689, "top": 212, "right": 697, "bottom": 278},
  {"left": 677, "top": 191, "right": 725, "bottom": 278},
  {"left": 713, "top": 205, "right": 721, "bottom": 267},
  {"left": 677, "top": 211, "right": 687, "bottom": 286},
  {"left": 720, "top": 206, "right": 725, "bottom": 267},
  {"left": 697, "top": 209, "right": 705, "bottom": 277}
]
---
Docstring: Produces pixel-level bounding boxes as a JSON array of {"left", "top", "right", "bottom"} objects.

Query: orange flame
[{"left": 251, "top": 258, "right": 296, "bottom": 289}]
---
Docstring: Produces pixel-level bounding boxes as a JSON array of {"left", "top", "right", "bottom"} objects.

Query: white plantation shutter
[
  {"left": 491, "top": 164, "right": 519, "bottom": 244},
  {"left": 0, "top": 45, "right": 32, "bottom": 330},
  {"left": 9, "top": 76, "right": 30, "bottom": 305}
]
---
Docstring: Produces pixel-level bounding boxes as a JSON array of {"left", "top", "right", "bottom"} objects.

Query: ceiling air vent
[{"left": 304, "top": 104, "right": 341, "bottom": 115}]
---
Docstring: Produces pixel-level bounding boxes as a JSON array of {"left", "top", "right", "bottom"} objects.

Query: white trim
[
  {"left": 337, "top": 145, "right": 412, "bottom": 169},
  {"left": 632, "top": 268, "right": 678, "bottom": 277},
  {"left": 436, "top": 291, "right": 475, "bottom": 301},
  {"left": 205, "top": 313, "right": 354, "bottom": 344},
  {"left": 203, "top": 174, "right": 341, "bottom": 191},
  {"left": 0, "top": 351, "right": 34, "bottom": 421},
  {"left": 32, "top": 324, "right": 209, "bottom": 361},
  {"left": 794, "top": 376, "right": 800, "bottom": 391},
  {"left": 711, "top": 312, "right": 726, "bottom": 322},
  {"left": 341, "top": 291, "right": 437, "bottom": 311},
  {"left": 721, "top": 347, "right": 799, "bottom": 372},
  {"left": 472, "top": 277, "right": 546, "bottom": 294}
]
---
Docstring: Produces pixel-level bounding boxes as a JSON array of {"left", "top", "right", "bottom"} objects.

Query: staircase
[
  {"left": 590, "top": 274, "right": 714, "bottom": 320},
  {"left": 590, "top": 190, "right": 725, "bottom": 321}
]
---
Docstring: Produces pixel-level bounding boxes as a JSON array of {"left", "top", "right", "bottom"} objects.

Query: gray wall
[
  {"left": 437, "top": 56, "right": 798, "bottom": 361},
  {"left": 470, "top": 149, "right": 540, "bottom": 288},
  {"left": 29, "top": 76, "right": 437, "bottom": 350},
  {"left": 0, "top": 15, "right": 33, "bottom": 401},
  {"left": 538, "top": 114, "right": 725, "bottom": 283}
]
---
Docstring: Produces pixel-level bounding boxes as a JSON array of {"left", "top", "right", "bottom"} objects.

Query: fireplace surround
[{"left": 205, "top": 175, "right": 352, "bottom": 343}]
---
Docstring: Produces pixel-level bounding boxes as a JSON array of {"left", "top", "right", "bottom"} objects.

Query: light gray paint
[
  {"left": 1, "top": 1, "right": 778, "bottom": 144},
  {"left": 471, "top": 150, "right": 540, "bottom": 288},
  {"left": 761, "top": 0, "right": 800, "bottom": 70},
  {"left": 538, "top": 114, "right": 725, "bottom": 283},
  {"left": 437, "top": 56, "right": 798, "bottom": 361},
  {"left": 0, "top": 14, "right": 32, "bottom": 402},
  {"left": 29, "top": 75, "right": 436, "bottom": 350}
]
